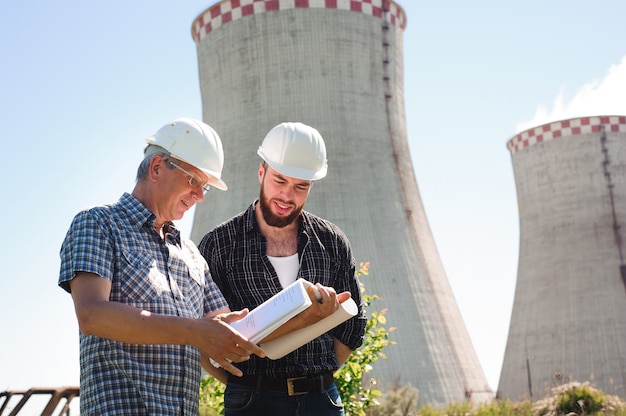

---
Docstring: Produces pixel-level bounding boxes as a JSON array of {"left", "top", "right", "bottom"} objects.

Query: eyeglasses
[{"left": 167, "top": 159, "right": 211, "bottom": 193}]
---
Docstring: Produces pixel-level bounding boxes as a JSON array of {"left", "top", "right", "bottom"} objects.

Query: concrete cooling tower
[
  {"left": 499, "top": 115, "right": 626, "bottom": 400},
  {"left": 188, "top": 0, "right": 491, "bottom": 405}
]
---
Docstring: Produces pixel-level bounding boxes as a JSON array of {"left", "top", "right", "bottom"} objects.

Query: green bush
[
  {"left": 364, "top": 383, "right": 418, "bottom": 416},
  {"left": 441, "top": 400, "right": 474, "bottom": 416},
  {"left": 334, "top": 261, "right": 396, "bottom": 416},
  {"left": 473, "top": 398, "right": 533, "bottom": 416},
  {"left": 532, "top": 381, "right": 626, "bottom": 416},
  {"left": 199, "top": 375, "right": 225, "bottom": 416},
  {"left": 556, "top": 383, "right": 605, "bottom": 414},
  {"left": 363, "top": 381, "right": 626, "bottom": 416}
]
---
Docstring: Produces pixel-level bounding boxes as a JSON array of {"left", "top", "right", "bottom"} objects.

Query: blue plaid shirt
[
  {"left": 59, "top": 193, "right": 227, "bottom": 415},
  {"left": 198, "top": 201, "right": 366, "bottom": 378}
]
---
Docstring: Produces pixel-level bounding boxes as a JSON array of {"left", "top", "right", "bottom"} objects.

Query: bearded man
[{"left": 198, "top": 122, "right": 366, "bottom": 416}]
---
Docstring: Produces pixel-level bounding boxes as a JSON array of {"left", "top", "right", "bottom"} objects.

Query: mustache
[{"left": 273, "top": 198, "right": 295, "bottom": 206}]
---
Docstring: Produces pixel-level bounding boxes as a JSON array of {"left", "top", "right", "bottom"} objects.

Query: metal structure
[
  {"left": 499, "top": 115, "right": 626, "bottom": 400},
  {"left": 189, "top": 0, "right": 491, "bottom": 405},
  {"left": 0, "top": 387, "right": 79, "bottom": 416}
]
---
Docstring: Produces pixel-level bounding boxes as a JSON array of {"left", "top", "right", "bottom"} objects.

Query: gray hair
[{"left": 136, "top": 145, "right": 169, "bottom": 181}]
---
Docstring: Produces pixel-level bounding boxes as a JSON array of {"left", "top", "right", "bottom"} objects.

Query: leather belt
[{"left": 228, "top": 373, "right": 334, "bottom": 396}]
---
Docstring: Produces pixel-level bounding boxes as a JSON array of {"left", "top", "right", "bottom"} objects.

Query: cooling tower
[
  {"left": 499, "top": 115, "right": 626, "bottom": 400},
  {"left": 189, "top": 0, "right": 491, "bottom": 405}
]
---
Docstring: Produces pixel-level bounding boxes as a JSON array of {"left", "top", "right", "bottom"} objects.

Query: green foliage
[
  {"left": 198, "top": 261, "right": 396, "bottom": 416},
  {"left": 199, "top": 375, "right": 225, "bottom": 416},
  {"left": 473, "top": 398, "right": 533, "bottom": 416},
  {"left": 365, "top": 384, "right": 418, "bottom": 416},
  {"left": 556, "top": 383, "right": 605, "bottom": 415},
  {"left": 441, "top": 400, "right": 474, "bottom": 416},
  {"left": 362, "top": 382, "right": 626, "bottom": 416},
  {"left": 532, "top": 381, "right": 626, "bottom": 416},
  {"left": 409, "top": 382, "right": 623, "bottom": 416},
  {"left": 416, "top": 404, "right": 445, "bottom": 416},
  {"left": 334, "top": 261, "right": 396, "bottom": 416}
]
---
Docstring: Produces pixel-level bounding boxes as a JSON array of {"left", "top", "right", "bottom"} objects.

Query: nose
[
  {"left": 192, "top": 187, "right": 205, "bottom": 202},
  {"left": 281, "top": 185, "right": 295, "bottom": 201}
]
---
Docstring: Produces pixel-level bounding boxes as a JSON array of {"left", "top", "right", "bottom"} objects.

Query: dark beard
[{"left": 258, "top": 186, "right": 302, "bottom": 228}]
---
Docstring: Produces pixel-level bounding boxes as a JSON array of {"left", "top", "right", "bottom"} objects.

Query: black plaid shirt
[{"left": 198, "top": 201, "right": 366, "bottom": 378}]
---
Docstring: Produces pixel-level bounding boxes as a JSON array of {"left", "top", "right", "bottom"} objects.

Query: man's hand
[
  {"left": 196, "top": 309, "right": 265, "bottom": 377},
  {"left": 299, "top": 283, "right": 351, "bottom": 327},
  {"left": 255, "top": 283, "right": 352, "bottom": 344}
]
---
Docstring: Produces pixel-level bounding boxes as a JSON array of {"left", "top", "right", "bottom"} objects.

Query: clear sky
[{"left": 2, "top": 0, "right": 626, "bottom": 403}]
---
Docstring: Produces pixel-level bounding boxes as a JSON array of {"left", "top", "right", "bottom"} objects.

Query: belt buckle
[{"left": 286, "top": 376, "right": 308, "bottom": 396}]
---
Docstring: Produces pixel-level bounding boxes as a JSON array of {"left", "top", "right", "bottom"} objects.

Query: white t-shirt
[{"left": 267, "top": 253, "right": 299, "bottom": 289}]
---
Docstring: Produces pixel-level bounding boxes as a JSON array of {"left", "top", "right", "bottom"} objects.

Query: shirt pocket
[
  {"left": 188, "top": 263, "right": 206, "bottom": 287},
  {"left": 119, "top": 248, "right": 170, "bottom": 305},
  {"left": 183, "top": 264, "right": 207, "bottom": 315}
]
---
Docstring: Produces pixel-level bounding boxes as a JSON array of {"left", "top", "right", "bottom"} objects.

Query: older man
[{"left": 59, "top": 118, "right": 264, "bottom": 415}]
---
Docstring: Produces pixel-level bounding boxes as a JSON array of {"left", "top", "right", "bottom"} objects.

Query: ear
[
  {"left": 149, "top": 155, "right": 164, "bottom": 181},
  {"left": 258, "top": 162, "right": 266, "bottom": 184}
]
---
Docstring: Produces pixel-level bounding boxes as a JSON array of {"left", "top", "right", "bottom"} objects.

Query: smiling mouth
[{"left": 274, "top": 200, "right": 293, "bottom": 212}]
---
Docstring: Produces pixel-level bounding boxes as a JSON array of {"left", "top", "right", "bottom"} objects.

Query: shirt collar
[
  {"left": 118, "top": 193, "right": 181, "bottom": 244},
  {"left": 119, "top": 192, "right": 155, "bottom": 229},
  {"left": 163, "top": 222, "right": 181, "bottom": 245}
]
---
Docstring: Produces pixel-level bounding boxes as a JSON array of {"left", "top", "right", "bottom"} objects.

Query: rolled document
[{"left": 260, "top": 297, "right": 358, "bottom": 359}]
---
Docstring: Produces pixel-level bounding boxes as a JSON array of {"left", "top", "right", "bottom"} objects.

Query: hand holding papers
[
  {"left": 228, "top": 278, "right": 358, "bottom": 359},
  {"left": 229, "top": 278, "right": 312, "bottom": 344},
  {"left": 261, "top": 294, "right": 357, "bottom": 359}
]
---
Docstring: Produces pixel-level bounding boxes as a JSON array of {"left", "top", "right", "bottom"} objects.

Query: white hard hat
[
  {"left": 146, "top": 117, "right": 228, "bottom": 190},
  {"left": 257, "top": 122, "right": 328, "bottom": 181}
]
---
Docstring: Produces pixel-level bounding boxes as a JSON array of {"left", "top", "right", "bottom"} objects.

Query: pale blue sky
[{"left": 2, "top": 0, "right": 625, "bottom": 402}]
